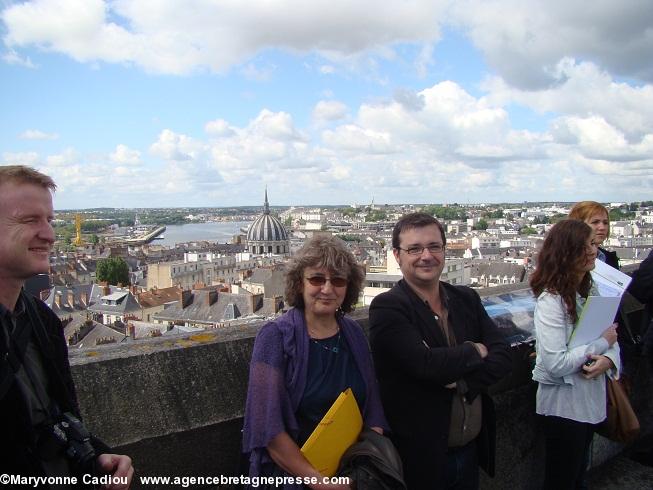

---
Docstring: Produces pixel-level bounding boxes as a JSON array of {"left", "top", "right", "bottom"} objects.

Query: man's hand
[{"left": 96, "top": 453, "right": 133, "bottom": 490}]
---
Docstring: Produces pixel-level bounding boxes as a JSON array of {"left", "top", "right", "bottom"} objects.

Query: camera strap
[
  {"left": 0, "top": 304, "right": 33, "bottom": 399},
  {"left": 21, "top": 290, "right": 74, "bottom": 414}
]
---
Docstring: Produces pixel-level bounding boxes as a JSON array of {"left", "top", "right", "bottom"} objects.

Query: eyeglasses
[
  {"left": 305, "top": 276, "right": 348, "bottom": 288},
  {"left": 397, "top": 244, "right": 445, "bottom": 255}
]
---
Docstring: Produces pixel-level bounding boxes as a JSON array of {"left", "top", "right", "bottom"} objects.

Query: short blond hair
[{"left": 0, "top": 165, "right": 56, "bottom": 190}]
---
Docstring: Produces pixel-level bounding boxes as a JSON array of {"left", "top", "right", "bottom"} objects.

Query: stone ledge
[{"left": 67, "top": 275, "right": 650, "bottom": 488}]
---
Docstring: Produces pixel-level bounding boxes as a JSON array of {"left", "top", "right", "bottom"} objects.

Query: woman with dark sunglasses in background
[{"left": 242, "top": 235, "right": 387, "bottom": 489}]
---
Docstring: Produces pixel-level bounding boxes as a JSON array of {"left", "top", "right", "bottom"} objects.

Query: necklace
[{"left": 311, "top": 330, "right": 341, "bottom": 354}]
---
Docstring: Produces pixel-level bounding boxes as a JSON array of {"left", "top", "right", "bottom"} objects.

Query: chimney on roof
[
  {"left": 206, "top": 290, "right": 218, "bottom": 306},
  {"left": 178, "top": 289, "right": 192, "bottom": 309}
]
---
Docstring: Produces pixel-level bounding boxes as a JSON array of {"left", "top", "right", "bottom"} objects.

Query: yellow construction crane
[{"left": 74, "top": 214, "right": 84, "bottom": 246}]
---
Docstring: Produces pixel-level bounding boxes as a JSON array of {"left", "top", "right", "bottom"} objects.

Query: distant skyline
[{"left": 2, "top": 0, "right": 652, "bottom": 209}]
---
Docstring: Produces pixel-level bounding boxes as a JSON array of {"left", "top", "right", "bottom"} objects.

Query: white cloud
[
  {"left": 19, "top": 129, "right": 58, "bottom": 140},
  {"left": 46, "top": 148, "right": 79, "bottom": 167},
  {"left": 3, "top": 48, "right": 35, "bottom": 67},
  {"left": 312, "top": 100, "right": 348, "bottom": 122},
  {"left": 110, "top": 144, "right": 141, "bottom": 165},
  {"left": 205, "top": 119, "right": 236, "bottom": 137},
  {"left": 483, "top": 59, "right": 653, "bottom": 139},
  {"left": 2, "top": 151, "right": 40, "bottom": 166},
  {"left": 149, "top": 129, "right": 205, "bottom": 161},
  {"left": 1, "top": 0, "right": 448, "bottom": 75},
  {"left": 451, "top": 0, "right": 653, "bottom": 88},
  {"left": 250, "top": 109, "right": 304, "bottom": 141}
]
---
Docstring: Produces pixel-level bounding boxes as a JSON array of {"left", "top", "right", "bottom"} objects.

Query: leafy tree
[
  {"left": 483, "top": 209, "right": 504, "bottom": 219},
  {"left": 421, "top": 205, "right": 468, "bottom": 220},
  {"left": 81, "top": 221, "right": 107, "bottom": 232},
  {"left": 96, "top": 257, "right": 130, "bottom": 286},
  {"left": 365, "top": 210, "right": 387, "bottom": 222},
  {"left": 609, "top": 208, "right": 635, "bottom": 221},
  {"left": 549, "top": 213, "right": 567, "bottom": 224},
  {"left": 521, "top": 226, "right": 538, "bottom": 235},
  {"left": 531, "top": 215, "right": 549, "bottom": 225},
  {"left": 473, "top": 219, "right": 488, "bottom": 230},
  {"left": 90, "top": 234, "right": 100, "bottom": 245}
]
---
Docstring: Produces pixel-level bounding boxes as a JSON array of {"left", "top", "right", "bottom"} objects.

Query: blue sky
[{"left": 1, "top": 0, "right": 652, "bottom": 209}]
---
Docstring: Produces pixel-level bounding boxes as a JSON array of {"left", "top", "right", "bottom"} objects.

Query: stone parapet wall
[{"left": 68, "top": 273, "right": 649, "bottom": 489}]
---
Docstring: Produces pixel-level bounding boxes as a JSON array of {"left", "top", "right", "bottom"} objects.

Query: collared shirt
[{"left": 421, "top": 285, "right": 483, "bottom": 447}]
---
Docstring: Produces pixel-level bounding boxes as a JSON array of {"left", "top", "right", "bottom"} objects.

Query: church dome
[
  {"left": 246, "top": 190, "right": 289, "bottom": 255},
  {"left": 247, "top": 213, "right": 288, "bottom": 242}
]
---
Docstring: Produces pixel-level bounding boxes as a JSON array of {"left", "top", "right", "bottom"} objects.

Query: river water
[{"left": 156, "top": 221, "right": 252, "bottom": 246}]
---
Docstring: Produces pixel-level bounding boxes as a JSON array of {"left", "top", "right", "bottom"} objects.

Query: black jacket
[
  {"left": 369, "top": 280, "right": 512, "bottom": 489},
  {"left": 628, "top": 250, "right": 653, "bottom": 305},
  {"left": 600, "top": 247, "right": 619, "bottom": 270},
  {"left": 0, "top": 294, "right": 110, "bottom": 483}
]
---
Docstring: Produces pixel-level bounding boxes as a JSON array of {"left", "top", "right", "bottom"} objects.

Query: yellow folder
[{"left": 300, "top": 388, "right": 363, "bottom": 477}]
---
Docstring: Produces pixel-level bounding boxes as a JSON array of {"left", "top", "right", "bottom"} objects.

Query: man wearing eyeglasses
[{"left": 369, "top": 212, "right": 511, "bottom": 490}]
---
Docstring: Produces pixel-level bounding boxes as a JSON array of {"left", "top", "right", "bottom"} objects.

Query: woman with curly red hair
[{"left": 530, "top": 219, "right": 620, "bottom": 490}]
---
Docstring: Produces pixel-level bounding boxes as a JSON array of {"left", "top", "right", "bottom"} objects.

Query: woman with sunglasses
[
  {"left": 530, "top": 219, "right": 620, "bottom": 490},
  {"left": 242, "top": 235, "right": 387, "bottom": 489}
]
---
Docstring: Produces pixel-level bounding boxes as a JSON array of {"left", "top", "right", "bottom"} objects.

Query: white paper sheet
[
  {"left": 591, "top": 259, "right": 632, "bottom": 297},
  {"left": 568, "top": 295, "right": 621, "bottom": 347}
]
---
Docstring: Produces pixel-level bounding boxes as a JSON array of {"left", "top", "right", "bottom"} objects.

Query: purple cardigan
[{"left": 242, "top": 308, "right": 388, "bottom": 480}]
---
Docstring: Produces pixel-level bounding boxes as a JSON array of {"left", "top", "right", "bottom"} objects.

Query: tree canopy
[
  {"left": 96, "top": 257, "right": 130, "bottom": 286},
  {"left": 473, "top": 219, "right": 489, "bottom": 230},
  {"left": 365, "top": 210, "right": 387, "bottom": 222},
  {"left": 421, "top": 205, "right": 468, "bottom": 220}
]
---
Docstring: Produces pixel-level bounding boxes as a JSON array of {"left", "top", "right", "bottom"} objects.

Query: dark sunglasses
[{"left": 305, "top": 276, "right": 348, "bottom": 288}]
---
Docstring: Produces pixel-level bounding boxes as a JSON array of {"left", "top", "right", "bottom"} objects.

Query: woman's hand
[
  {"left": 582, "top": 354, "right": 614, "bottom": 379},
  {"left": 601, "top": 323, "right": 618, "bottom": 346}
]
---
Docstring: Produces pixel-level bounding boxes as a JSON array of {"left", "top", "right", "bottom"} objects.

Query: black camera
[{"left": 46, "top": 412, "right": 96, "bottom": 473}]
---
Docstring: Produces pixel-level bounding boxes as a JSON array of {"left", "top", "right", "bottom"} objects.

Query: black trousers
[{"left": 539, "top": 415, "right": 595, "bottom": 490}]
